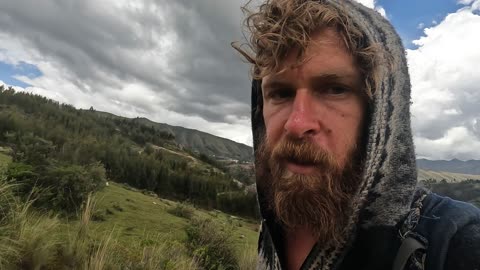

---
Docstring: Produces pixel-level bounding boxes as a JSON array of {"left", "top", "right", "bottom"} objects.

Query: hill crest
[{"left": 90, "top": 110, "right": 253, "bottom": 162}]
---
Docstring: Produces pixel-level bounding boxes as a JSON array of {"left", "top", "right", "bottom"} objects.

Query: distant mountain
[
  {"left": 417, "top": 159, "right": 480, "bottom": 175},
  {"left": 93, "top": 111, "right": 253, "bottom": 162},
  {"left": 418, "top": 169, "right": 480, "bottom": 182}
]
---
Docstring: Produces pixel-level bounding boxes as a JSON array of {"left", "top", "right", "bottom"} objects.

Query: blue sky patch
[
  {"left": 378, "top": 0, "right": 462, "bottom": 49},
  {"left": 0, "top": 60, "right": 42, "bottom": 88}
]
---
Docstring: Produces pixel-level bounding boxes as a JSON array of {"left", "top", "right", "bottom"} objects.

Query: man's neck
[{"left": 284, "top": 227, "right": 318, "bottom": 270}]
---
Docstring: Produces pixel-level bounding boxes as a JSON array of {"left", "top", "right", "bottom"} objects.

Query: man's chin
[{"left": 272, "top": 183, "right": 347, "bottom": 245}]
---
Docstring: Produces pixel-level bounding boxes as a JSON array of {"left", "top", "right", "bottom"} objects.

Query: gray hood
[{"left": 251, "top": 0, "right": 417, "bottom": 269}]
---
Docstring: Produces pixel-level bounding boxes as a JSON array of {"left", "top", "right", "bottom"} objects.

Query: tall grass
[
  {"left": 0, "top": 174, "right": 60, "bottom": 269},
  {"left": 237, "top": 245, "right": 258, "bottom": 270},
  {"left": 0, "top": 174, "right": 201, "bottom": 269},
  {"left": 186, "top": 217, "right": 239, "bottom": 270},
  {"left": 0, "top": 171, "right": 257, "bottom": 269}
]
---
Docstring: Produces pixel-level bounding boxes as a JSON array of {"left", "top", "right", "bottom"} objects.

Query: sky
[{"left": 0, "top": 0, "right": 479, "bottom": 160}]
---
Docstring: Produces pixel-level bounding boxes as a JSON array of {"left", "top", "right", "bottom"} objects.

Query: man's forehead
[{"left": 261, "top": 29, "right": 358, "bottom": 84}]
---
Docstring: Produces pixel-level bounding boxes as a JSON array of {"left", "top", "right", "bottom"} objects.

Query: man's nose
[{"left": 284, "top": 89, "right": 320, "bottom": 138}]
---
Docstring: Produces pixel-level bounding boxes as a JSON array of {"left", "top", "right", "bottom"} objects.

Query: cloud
[
  {"left": 458, "top": 0, "right": 475, "bottom": 5},
  {"left": 415, "top": 127, "right": 480, "bottom": 160},
  {"left": 408, "top": 0, "right": 480, "bottom": 159},
  {"left": 354, "top": 0, "right": 388, "bottom": 18},
  {"left": 354, "top": 0, "right": 375, "bottom": 8},
  {"left": 0, "top": 0, "right": 253, "bottom": 145}
]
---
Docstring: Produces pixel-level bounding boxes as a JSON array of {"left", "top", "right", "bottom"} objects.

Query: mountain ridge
[
  {"left": 416, "top": 158, "right": 480, "bottom": 175},
  {"left": 89, "top": 110, "right": 253, "bottom": 162}
]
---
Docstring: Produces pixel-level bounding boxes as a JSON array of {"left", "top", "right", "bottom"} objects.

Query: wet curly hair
[{"left": 234, "top": 0, "right": 384, "bottom": 98}]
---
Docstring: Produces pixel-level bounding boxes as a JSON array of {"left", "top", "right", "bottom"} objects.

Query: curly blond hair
[{"left": 234, "top": 0, "right": 384, "bottom": 98}]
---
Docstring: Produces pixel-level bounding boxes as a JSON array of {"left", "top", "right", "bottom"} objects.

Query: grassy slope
[
  {"left": 0, "top": 150, "right": 259, "bottom": 266},
  {"left": 418, "top": 169, "right": 480, "bottom": 182},
  {"left": 73, "top": 182, "right": 259, "bottom": 254}
]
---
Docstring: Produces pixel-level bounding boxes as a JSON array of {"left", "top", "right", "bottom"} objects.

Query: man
[{"left": 234, "top": 0, "right": 480, "bottom": 269}]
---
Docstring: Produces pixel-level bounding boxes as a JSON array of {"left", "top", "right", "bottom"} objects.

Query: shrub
[
  {"left": 167, "top": 202, "right": 194, "bottom": 219},
  {"left": 6, "top": 161, "right": 107, "bottom": 213},
  {"left": 185, "top": 218, "right": 238, "bottom": 270}
]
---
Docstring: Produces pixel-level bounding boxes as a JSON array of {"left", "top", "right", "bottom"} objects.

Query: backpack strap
[
  {"left": 392, "top": 236, "right": 426, "bottom": 270},
  {"left": 392, "top": 192, "right": 429, "bottom": 270}
]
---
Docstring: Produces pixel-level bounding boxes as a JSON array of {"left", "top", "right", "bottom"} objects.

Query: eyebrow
[{"left": 262, "top": 73, "right": 355, "bottom": 90}]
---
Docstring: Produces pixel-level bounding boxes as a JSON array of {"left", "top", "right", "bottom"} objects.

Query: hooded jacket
[{"left": 250, "top": 1, "right": 480, "bottom": 269}]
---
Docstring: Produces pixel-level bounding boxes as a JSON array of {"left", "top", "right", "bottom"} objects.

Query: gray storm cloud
[{"left": 0, "top": 0, "right": 251, "bottom": 124}]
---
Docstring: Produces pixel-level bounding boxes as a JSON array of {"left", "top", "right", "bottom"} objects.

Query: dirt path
[{"left": 153, "top": 145, "right": 199, "bottom": 164}]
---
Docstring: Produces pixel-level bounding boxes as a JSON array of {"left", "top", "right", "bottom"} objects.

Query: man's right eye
[{"left": 266, "top": 89, "right": 294, "bottom": 102}]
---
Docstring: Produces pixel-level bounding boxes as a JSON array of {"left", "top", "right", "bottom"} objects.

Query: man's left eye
[{"left": 326, "top": 86, "right": 349, "bottom": 96}]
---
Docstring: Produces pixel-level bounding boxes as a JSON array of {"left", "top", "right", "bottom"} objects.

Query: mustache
[{"left": 270, "top": 137, "right": 338, "bottom": 168}]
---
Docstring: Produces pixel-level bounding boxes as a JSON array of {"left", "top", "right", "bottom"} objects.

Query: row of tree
[{"left": 0, "top": 85, "right": 259, "bottom": 218}]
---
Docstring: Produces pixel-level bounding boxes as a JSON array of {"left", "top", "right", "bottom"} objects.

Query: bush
[
  {"left": 6, "top": 161, "right": 106, "bottom": 213},
  {"left": 167, "top": 202, "right": 194, "bottom": 219},
  {"left": 185, "top": 218, "right": 238, "bottom": 270},
  {"left": 424, "top": 179, "right": 480, "bottom": 203}
]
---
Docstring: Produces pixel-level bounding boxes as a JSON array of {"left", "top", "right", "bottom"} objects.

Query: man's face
[
  {"left": 262, "top": 28, "right": 365, "bottom": 175},
  {"left": 258, "top": 28, "right": 366, "bottom": 242}
]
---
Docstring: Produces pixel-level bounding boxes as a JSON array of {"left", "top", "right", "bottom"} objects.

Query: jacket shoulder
[
  {"left": 412, "top": 192, "right": 480, "bottom": 270},
  {"left": 444, "top": 222, "right": 480, "bottom": 270}
]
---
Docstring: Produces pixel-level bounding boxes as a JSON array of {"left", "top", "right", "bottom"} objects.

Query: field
[
  {"left": 84, "top": 182, "right": 259, "bottom": 252},
  {"left": 0, "top": 150, "right": 259, "bottom": 269}
]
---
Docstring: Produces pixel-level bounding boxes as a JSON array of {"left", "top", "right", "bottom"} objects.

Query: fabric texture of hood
[{"left": 251, "top": 0, "right": 417, "bottom": 269}]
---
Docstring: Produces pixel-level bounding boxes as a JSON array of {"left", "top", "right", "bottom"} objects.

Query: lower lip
[{"left": 286, "top": 162, "right": 316, "bottom": 175}]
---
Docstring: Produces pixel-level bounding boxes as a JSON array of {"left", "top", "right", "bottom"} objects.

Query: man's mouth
[{"left": 284, "top": 158, "right": 316, "bottom": 175}]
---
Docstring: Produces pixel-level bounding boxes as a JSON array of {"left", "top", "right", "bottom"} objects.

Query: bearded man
[{"left": 234, "top": 0, "right": 480, "bottom": 269}]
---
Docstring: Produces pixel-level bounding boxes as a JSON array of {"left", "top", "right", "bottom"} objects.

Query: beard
[{"left": 255, "top": 135, "right": 363, "bottom": 246}]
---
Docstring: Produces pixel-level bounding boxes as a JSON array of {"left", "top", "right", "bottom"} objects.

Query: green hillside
[
  {"left": 92, "top": 111, "right": 253, "bottom": 162},
  {"left": 89, "top": 182, "right": 259, "bottom": 249},
  {"left": 0, "top": 147, "right": 258, "bottom": 269}
]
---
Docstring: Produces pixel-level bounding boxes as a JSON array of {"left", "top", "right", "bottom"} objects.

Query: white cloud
[
  {"left": 415, "top": 127, "right": 480, "bottom": 160},
  {"left": 376, "top": 6, "right": 388, "bottom": 18},
  {"left": 355, "top": 0, "right": 375, "bottom": 8},
  {"left": 458, "top": 0, "right": 475, "bottom": 5},
  {"left": 417, "top": 23, "right": 425, "bottom": 29},
  {"left": 354, "top": 0, "right": 388, "bottom": 18},
  {"left": 408, "top": 1, "right": 480, "bottom": 159}
]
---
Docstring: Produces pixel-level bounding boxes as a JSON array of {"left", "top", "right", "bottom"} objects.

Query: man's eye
[
  {"left": 267, "top": 89, "right": 293, "bottom": 101},
  {"left": 325, "top": 86, "right": 350, "bottom": 96}
]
